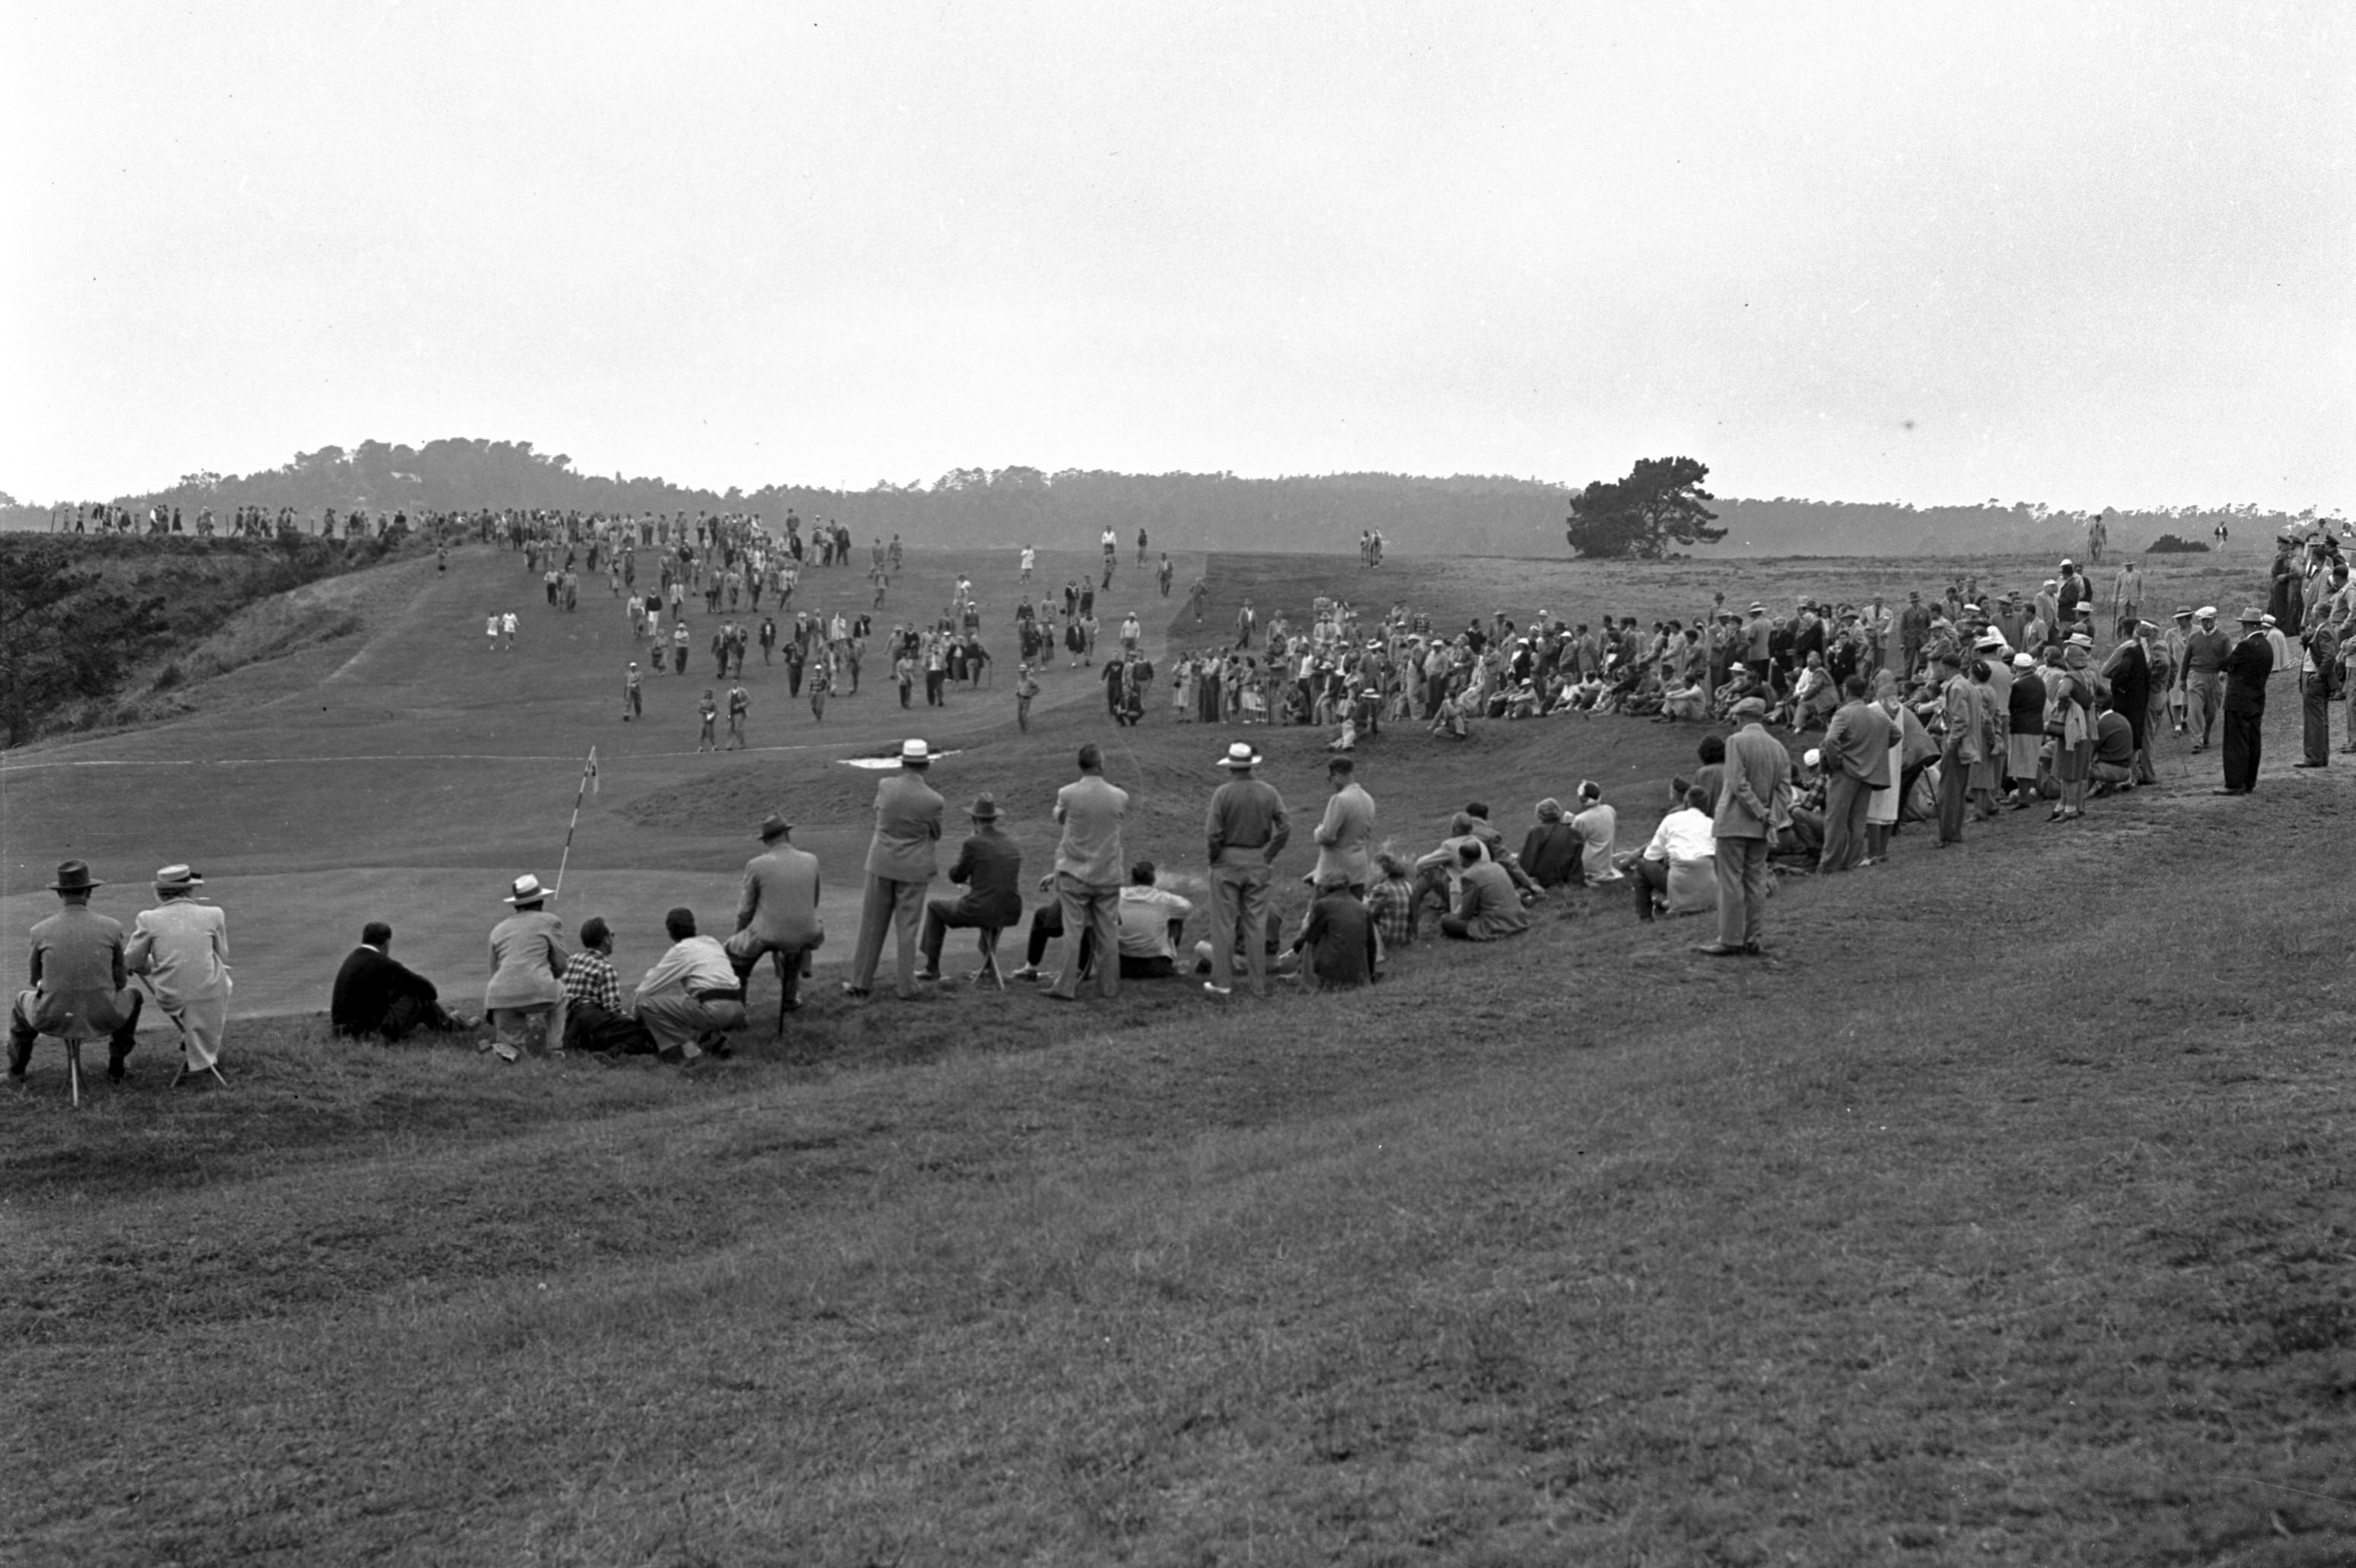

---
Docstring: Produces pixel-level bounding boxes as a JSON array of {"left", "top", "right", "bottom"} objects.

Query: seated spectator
[
  {"left": 1690, "top": 733, "right": 1728, "bottom": 814},
  {"left": 2090, "top": 705, "right": 2138, "bottom": 794},
  {"left": 1659, "top": 676, "right": 1710, "bottom": 721},
  {"left": 8, "top": 860, "right": 143, "bottom": 1083},
  {"left": 1629, "top": 787, "right": 1718, "bottom": 921},
  {"left": 484, "top": 873, "right": 569, "bottom": 1063},
  {"left": 1517, "top": 799, "right": 1584, "bottom": 889},
  {"left": 915, "top": 794, "right": 1022, "bottom": 982},
  {"left": 1192, "top": 906, "right": 1294, "bottom": 977},
  {"left": 632, "top": 907, "right": 747, "bottom": 1063},
  {"left": 1440, "top": 842, "right": 1531, "bottom": 941},
  {"left": 1363, "top": 850, "right": 1415, "bottom": 957},
  {"left": 1570, "top": 781, "right": 1621, "bottom": 883},
  {"left": 726, "top": 812, "right": 824, "bottom": 1011},
  {"left": 1114, "top": 860, "right": 1192, "bottom": 978},
  {"left": 1291, "top": 870, "right": 1378, "bottom": 989},
  {"left": 330, "top": 922, "right": 474, "bottom": 1040},
  {"left": 561, "top": 916, "right": 657, "bottom": 1054}
]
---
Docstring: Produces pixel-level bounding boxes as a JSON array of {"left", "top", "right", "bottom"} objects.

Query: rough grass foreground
[{"left": 6, "top": 794, "right": 2354, "bottom": 1566}]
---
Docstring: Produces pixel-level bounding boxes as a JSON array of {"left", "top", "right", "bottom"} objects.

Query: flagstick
[{"left": 552, "top": 746, "right": 599, "bottom": 902}]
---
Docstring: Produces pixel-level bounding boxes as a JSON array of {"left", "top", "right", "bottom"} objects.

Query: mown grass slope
[{"left": 5, "top": 776, "right": 2351, "bottom": 1566}]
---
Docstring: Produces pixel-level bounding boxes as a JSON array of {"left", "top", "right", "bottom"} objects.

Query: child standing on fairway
[
  {"left": 622, "top": 663, "right": 642, "bottom": 721},
  {"left": 809, "top": 657, "right": 832, "bottom": 722},
  {"left": 1016, "top": 663, "right": 1040, "bottom": 732},
  {"left": 696, "top": 691, "right": 718, "bottom": 752},
  {"left": 486, "top": 613, "right": 498, "bottom": 652},
  {"left": 726, "top": 684, "right": 749, "bottom": 749}
]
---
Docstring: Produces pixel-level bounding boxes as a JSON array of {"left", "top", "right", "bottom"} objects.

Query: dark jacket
[
  {"left": 330, "top": 946, "right": 441, "bottom": 1036},
  {"left": 944, "top": 829, "right": 1024, "bottom": 927},
  {"left": 1517, "top": 822, "right": 1584, "bottom": 889},
  {"left": 2224, "top": 635, "right": 2274, "bottom": 714}
]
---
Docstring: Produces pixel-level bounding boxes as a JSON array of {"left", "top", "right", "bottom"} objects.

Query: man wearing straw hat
[
  {"left": 125, "top": 864, "right": 232, "bottom": 1083},
  {"left": 727, "top": 812, "right": 824, "bottom": 1013},
  {"left": 1203, "top": 740, "right": 1291, "bottom": 998},
  {"left": 845, "top": 739, "right": 944, "bottom": 1000},
  {"left": 483, "top": 873, "right": 570, "bottom": 1061},
  {"left": 8, "top": 860, "right": 145, "bottom": 1085}
]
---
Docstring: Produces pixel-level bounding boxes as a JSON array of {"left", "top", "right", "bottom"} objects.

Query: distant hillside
[{"left": 5, "top": 438, "right": 2317, "bottom": 557}]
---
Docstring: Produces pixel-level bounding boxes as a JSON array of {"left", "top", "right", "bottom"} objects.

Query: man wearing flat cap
[
  {"left": 916, "top": 794, "right": 1023, "bottom": 983},
  {"left": 125, "top": 864, "right": 231, "bottom": 1080},
  {"left": 2182, "top": 606, "right": 2232, "bottom": 750},
  {"left": 8, "top": 860, "right": 145, "bottom": 1083},
  {"left": 728, "top": 811, "right": 823, "bottom": 1012},
  {"left": 846, "top": 739, "right": 943, "bottom": 1000}
]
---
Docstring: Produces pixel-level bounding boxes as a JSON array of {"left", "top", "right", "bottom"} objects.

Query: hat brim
[
  {"left": 1217, "top": 754, "right": 1264, "bottom": 768},
  {"left": 47, "top": 878, "right": 102, "bottom": 892}
]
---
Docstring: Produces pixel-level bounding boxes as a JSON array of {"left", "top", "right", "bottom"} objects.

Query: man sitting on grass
[
  {"left": 632, "top": 907, "right": 746, "bottom": 1064},
  {"left": 1438, "top": 841, "right": 1530, "bottom": 942},
  {"left": 330, "top": 922, "right": 475, "bottom": 1041},
  {"left": 1290, "top": 869, "right": 1379, "bottom": 989},
  {"left": 562, "top": 917, "right": 657, "bottom": 1054}
]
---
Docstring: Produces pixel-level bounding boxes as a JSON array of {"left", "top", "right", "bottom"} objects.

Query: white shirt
[
  {"left": 1116, "top": 886, "right": 1192, "bottom": 959},
  {"left": 1643, "top": 806, "right": 1717, "bottom": 864}
]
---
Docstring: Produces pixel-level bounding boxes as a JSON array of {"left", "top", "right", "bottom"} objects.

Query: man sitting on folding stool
[
  {"left": 126, "top": 864, "right": 232, "bottom": 1086},
  {"left": 8, "top": 860, "right": 144, "bottom": 1087},
  {"left": 915, "top": 794, "right": 1023, "bottom": 984}
]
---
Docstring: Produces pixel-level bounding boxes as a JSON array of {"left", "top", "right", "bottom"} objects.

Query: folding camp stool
[{"left": 970, "top": 927, "right": 1006, "bottom": 991}]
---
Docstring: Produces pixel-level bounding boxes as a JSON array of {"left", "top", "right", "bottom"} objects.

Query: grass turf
[{"left": 3, "top": 542, "right": 2351, "bottom": 1563}]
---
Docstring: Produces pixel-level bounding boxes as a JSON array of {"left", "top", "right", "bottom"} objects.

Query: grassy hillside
[
  {"left": 3, "top": 541, "right": 2348, "bottom": 1563},
  {"left": 0, "top": 533, "right": 413, "bottom": 746}
]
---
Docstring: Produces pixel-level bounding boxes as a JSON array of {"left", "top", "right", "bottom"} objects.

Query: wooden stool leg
[
  {"left": 976, "top": 929, "right": 1005, "bottom": 991},
  {"left": 65, "top": 1038, "right": 82, "bottom": 1108},
  {"left": 773, "top": 949, "right": 789, "bottom": 1036}
]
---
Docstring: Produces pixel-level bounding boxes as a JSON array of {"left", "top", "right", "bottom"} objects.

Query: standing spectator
[
  {"left": 845, "top": 739, "right": 944, "bottom": 1000},
  {"left": 1309, "top": 756, "right": 1377, "bottom": 895},
  {"left": 1698, "top": 698, "right": 1790, "bottom": 957},
  {"left": 1202, "top": 742, "right": 1290, "bottom": 998},
  {"left": 1045, "top": 745, "right": 1131, "bottom": 1002}
]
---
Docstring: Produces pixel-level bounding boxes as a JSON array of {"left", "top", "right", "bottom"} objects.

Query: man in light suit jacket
[
  {"left": 846, "top": 739, "right": 944, "bottom": 999},
  {"left": 1309, "top": 757, "right": 1377, "bottom": 896},
  {"left": 1699, "top": 698, "right": 1791, "bottom": 956},
  {"left": 728, "top": 811, "right": 824, "bottom": 1012}
]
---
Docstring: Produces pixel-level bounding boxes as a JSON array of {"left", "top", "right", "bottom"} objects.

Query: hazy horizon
[{"left": 5, "top": 2, "right": 2347, "bottom": 514}]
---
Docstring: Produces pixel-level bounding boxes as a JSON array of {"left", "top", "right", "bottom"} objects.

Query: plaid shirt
[
  {"left": 1364, "top": 875, "right": 1414, "bottom": 949},
  {"left": 561, "top": 949, "right": 622, "bottom": 1012}
]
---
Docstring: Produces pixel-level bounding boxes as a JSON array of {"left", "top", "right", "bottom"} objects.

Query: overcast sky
[{"left": 4, "top": 1, "right": 2346, "bottom": 510}]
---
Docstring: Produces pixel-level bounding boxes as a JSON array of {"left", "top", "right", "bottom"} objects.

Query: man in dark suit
[
  {"left": 916, "top": 794, "right": 1024, "bottom": 982},
  {"left": 330, "top": 922, "right": 473, "bottom": 1039},
  {"left": 2215, "top": 608, "right": 2275, "bottom": 795}
]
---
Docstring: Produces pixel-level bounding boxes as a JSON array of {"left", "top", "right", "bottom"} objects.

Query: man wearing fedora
[
  {"left": 2215, "top": 607, "right": 2275, "bottom": 795},
  {"left": 125, "top": 864, "right": 232, "bottom": 1080},
  {"left": 916, "top": 794, "right": 1023, "bottom": 984},
  {"left": 846, "top": 739, "right": 944, "bottom": 1000},
  {"left": 728, "top": 811, "right": 825, "bottom": 1012},
  {"left": 8, "top": 860, "right": 145, "bottom": 1084},
  {"left": 1203, "top": 741, "right": 1291, "bottom": 998},
  {"left": 483, "top": 873, "right": 570, "bottom": 1061}
]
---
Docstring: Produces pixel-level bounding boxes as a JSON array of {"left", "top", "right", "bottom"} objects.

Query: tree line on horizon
[{"left": 1, "top": 437, "right": 2323, "bottom": 557}]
